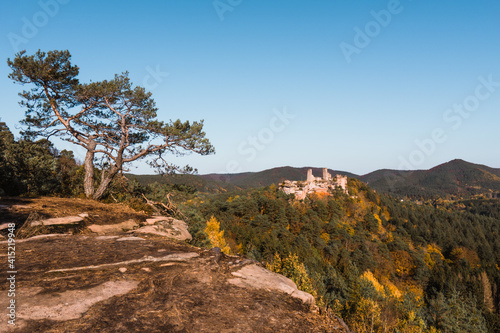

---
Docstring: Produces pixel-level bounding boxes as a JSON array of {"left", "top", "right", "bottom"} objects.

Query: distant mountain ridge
[
  {"left": 202, "top": 167, "right": 357, "bottom": 189},
  {"left": 200, "top": 159, "right": 500, "bottom": 199},
  {"left": 129, "top": 159, "right": 500, "bottom": 199},
  {"left": 361, "top": 159, "right": 500, "bottom": 198}
]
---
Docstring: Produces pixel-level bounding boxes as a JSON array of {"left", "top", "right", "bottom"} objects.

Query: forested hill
[
  {"left": 361, "top": 159, "right": 500, "bottom": 199},
  {"left": 180, "top": 178, "right": 500, "bottom": 332},
  {"left": 202, "top": 167, "right": 357, "bottom": 188},
  {"left": 128, "top": 160, "right": 500, "bottom": 199},
  {"left": 201, "top": 159, "right": 500, "bottom": 199},
  {"left": 127, "top": 167, "right": 356, "bottom": 194},
  {"left": 127, "top": 173, "right": 241, "bottom": 193}
]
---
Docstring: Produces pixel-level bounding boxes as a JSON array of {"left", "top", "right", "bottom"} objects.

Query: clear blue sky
[{"left": 1, "top": 1, "right": 499, "bottom": 175}]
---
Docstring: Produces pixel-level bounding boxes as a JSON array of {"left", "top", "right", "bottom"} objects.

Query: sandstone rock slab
[
  {"left": 133, "top": 218, "right": 192, "bottom": 241},
  {"left": 0, "top": 234, "right": 71, "bottom": 244},
  {"left": 88, "top": 219, "right": 138, "bottom": 233},
  {"left": 0, "top": 223, "right": 11, "bottom": 230},
  {"left": 47, "top": 252, "right": 200, "bottom": 273},
  {"left": 95, "top": 235, "right": 119, "bottom": 240},
  {"left": 116, "top": 236, "right": 145, "bottom": 241},
  {"left": 31, "top": 216, "right": 83, "bottom": 226},
  {"left": 0, "top": 280, "right": 138, "bottom": 329},
  {"left": 228, "top": 264, "right": 315, "bottom": 306},
  {"left": 144, "top": 216, "right": 169, "bottom": 225}
]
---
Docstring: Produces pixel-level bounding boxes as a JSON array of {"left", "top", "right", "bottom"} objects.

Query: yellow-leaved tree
[
  {"left": 204, "top": 216, "right": 231, "bottom": 254},
  {"left": 350, "top": 297, "right": 382, "bottom": 333},
  {"left": 266, "top": 253, "right": 316, "bottom": 296}
]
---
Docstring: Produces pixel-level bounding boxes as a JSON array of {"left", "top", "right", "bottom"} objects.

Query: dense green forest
[
  {"left": 1, "top": 122, "right": 500, "bottom": 332},
  {"left": 0, "top": 122, "right": 82, "bottom": 197},
  {"left": 175, "top": 182, "right": 500, "bottom": 333}
]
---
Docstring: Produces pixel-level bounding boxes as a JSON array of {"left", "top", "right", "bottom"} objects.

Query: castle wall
[{"left": 280, "top": 168, "right": 348, "bottom": 199}]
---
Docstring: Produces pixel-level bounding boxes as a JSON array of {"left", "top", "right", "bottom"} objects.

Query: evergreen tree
[{"left": 8, "top": 50, "right": 214, "bottom": 200}]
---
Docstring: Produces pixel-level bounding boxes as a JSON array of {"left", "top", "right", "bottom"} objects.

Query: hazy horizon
[{"left": 127, "top": 158, "right": 498, "bottom": 177}]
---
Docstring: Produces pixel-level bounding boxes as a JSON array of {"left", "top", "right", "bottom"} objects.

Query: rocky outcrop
[
  {"left": 0, "top": 197, "right": 348, "bottom": 332},
  {"left": 87, "top": 218, "right": 138, "bottom": 233},
  {"left": 0, "top": 223, "right": 11, "bottom": 230},
  {"left": 30, "top": 216, "right": 84, "bottom": 227},
  {"left": 10, "top": 280, "right": 139, "bottom": 322},
  {"left": 228, "top": 264, "right": 315, "bottom": 306},
  {"left": 0, "top": 232, "right": 346, "bottom": 332},
  {"left": 132, "top": 216, "right": 192, "bottom": 241},
  {"left": 88, "top": 216, "right": 192, "bottom": 241}
]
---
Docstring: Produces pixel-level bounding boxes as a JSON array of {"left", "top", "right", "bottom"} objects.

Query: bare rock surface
[
  {"left": 115, "top": 236, "right": 145, "bottom": 242},
  {"left": 87, "top": 219, "right": 138, "bottom": 233},
  {"left": 0, "top": 198, "right": 346, "bottom": 332},
  {"left": 2, "top": 280, "right": 138, "bottom": 323},
  {"left": 94, "top": 235, "right": 119, "bottom": 240},
  {"left": 144, "top": 216, "right": 169, "bottom": 225},
  {"left": 228, "top": 264, "right": 316, "bottom": 306},
  {"left": 0, "top": 223, "right": 11, "bottom": 230},
  {"left": 30, "top": 216, "right": 84, "bottom": 227},
  {"left": 0, "top": 232, "right": 346, "bottom": 332},
  {"left": 0, "top": 234, "right": 71, "bottom": 244},
  {"left": 132, "top": 217, "right": 192, "bottom": 241}
]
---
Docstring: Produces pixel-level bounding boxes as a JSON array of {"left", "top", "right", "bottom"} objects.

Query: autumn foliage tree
[
  {"left": 204, "top": 216, "right": 231, "bottom": 254},
  {"left": 266, "top": 253, "right": 316, "bottom": 296},
  {"left": 8, "top": 50, "right": 214, "bottom": 200}
]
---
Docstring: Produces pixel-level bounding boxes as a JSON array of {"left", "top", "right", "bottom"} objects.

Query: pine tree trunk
[
  {"left": 92, "top": 168, "right": 118, "bottom": 200},
  {"left": 84, "top": 140, "right": 96, "bottom": 198}
]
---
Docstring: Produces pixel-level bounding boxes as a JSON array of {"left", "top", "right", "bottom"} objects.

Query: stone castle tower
[
  {"left": 322, "top": 168, "right": 332, "bottom": 181},
  {"left": 307, "top": 169, "right": 314, "bottom": 182}
]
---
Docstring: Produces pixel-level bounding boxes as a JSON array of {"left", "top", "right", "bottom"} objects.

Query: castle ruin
[{"left": 280, "top": 168, "right": 348, "bottom": 200}]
